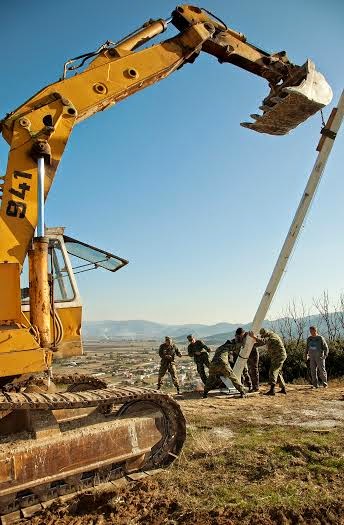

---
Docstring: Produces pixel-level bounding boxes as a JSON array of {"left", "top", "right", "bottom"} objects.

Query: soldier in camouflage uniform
[
  {"left": 187, "top": 334, "right": 211, "bottom": 384},
  {"left": 157, "top": 336, "right": 182, "bottom": 394},
  {"left": 203, "top": 339, "right": 246, "bottom": 398},
  {"left": 249, "top": 328, "right": 287, "bottom": 395},
  {"left": 234, "top": 327, "right": 260, "bottom": 392},
  {"left": 231, "top": 343, "right": 253, "bottom": 390}
]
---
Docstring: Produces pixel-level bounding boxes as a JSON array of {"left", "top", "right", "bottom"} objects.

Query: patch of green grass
[{"left": 158, "top": 419, "right": 344, "bottom": 517}]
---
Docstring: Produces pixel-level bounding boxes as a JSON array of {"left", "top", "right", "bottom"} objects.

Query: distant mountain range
[
  {"left": 83, "top": 313, "right": 341, "bottom": 344},
  {"left": 82, "top": 320, "right": 239, "bottom": 341}
]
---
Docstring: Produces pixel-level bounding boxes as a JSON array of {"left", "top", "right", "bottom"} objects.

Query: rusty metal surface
[
  {"left": 241, "top": 91, "right": 322, "bottom": 135},
  {"left": 0, "top": 469, "right": 160, "bottom": 524},
  {"left": 0, "top": 376, "right": 186, "bottom": 519},
  {"left": 241, "top": 60, "right": 333, "bottom": 135},
  {"left": 0, "top": 386, "right": 170, "bottom": 410},
  {"left": 1, "top": 417, "right": 161, "bottom": 493},
  {"left": 2, "top": 373, "right": 108, "bottom": 393}
]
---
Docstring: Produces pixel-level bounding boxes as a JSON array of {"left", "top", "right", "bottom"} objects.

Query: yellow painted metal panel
[
  {"left": 21, "top": 305, "right": 83, "bottom": 358},
  {"left": 54, "top": 306, "right": 83, "bottom": 358},
  {"left": 0, "top": 104, "right": 76, "bottom": 266},
  {"left": 56, "top": 306, "right": 82, "bottom": 341},
  {"left": 0, "top": 348, "right": 47, "bottom": 376},
  {"left": 54, "top": 340, "right": 82, "bottom": 359},
  {"left": 0, "top": 263, "right": 21, "bottom": 322},
  {"left": 0, "top": 327, "right": 40, "bottom": 354}
]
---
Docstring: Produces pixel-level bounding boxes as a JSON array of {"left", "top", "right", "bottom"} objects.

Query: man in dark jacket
[
  {"left": 203, "top": 339, "right": 246, "bottom": 398},
  {"left": 187, "top": 334, "right": 211, "bottom": 384}
]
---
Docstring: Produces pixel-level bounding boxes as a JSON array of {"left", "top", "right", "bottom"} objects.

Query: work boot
[
  {"left": 279, "top": 386, "right": 287, "bottom": 394},
  {"left": 157, "top": 384, "right": 161, "bottom": 391},
  {"left": 202, "top": 391, "right": 208, "bottom": 399},
  {"left": 176, "top": 386, "right": 181, "bottom": 395},
  {"left": 263, "top": 385, "right": 275, "bottom": 396},
  {"left": 240, "top": 391, "right": 247, "bottom": 398}
]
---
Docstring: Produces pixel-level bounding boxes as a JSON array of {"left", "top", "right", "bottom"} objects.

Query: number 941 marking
[{"left": 6, "top": 171, "right": 32, "bottom": 219}]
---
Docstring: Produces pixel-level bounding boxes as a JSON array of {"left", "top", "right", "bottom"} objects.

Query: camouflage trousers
[
  {"left": 241, "top": 366, "right": 252, "bottom": 388},
  {"left": 204, "top": 363, "right": 245, "bottom": 395},
  {"left": 194, "top": 352, "right": 210, "bottom": 384},
  {"left": 233, "top": 348, "right": 259, "bottom": 390},
  {"left": 158, "top": 361, "right": 179, "bottom": 388},
  {"left": 247, "top": 347, "right": 259, "bottom": 390},
  {"left": 269, "top": 355, "right": 286, "bottom": 388}
]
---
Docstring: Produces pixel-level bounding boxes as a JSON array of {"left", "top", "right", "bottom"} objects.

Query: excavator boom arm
[
  {"left": 172, "top": 5, "right": 291, "bottom": 83},
  {"left": 171, "top": 5, "right": 332, "bottom": 134},
  {"left": 0, "top": 5, "right": 332, "bottom": 317},
  {"left": 0, "top": 20, "right": 212, "bottom": 271}
]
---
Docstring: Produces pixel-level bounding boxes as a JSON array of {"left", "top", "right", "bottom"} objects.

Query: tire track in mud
[{"left": 23, "top": 478, "right": 344, "bottom": 525}]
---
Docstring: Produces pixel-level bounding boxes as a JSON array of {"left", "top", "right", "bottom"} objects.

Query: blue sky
[{"left": 1, "top": 1, "right": 343, "bottom": 324}]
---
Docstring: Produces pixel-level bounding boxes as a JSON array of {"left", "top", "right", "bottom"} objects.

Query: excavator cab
[{"left": 20, "top": 227, "right": 128, "bottom": 359}]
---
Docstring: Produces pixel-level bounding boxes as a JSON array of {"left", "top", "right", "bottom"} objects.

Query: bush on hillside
[{"left": 257, "top": 339, "right": 344, "bottom": 383}]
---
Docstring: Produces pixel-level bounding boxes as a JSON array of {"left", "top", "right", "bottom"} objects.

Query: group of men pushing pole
[
  {"left": 157, "top": 327, "right": 289, "bottom": 398},
  {"left": 157, "top": 325, "right": 329, "bottom": 397}
]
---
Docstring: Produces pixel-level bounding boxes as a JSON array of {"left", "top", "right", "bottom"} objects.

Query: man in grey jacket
[{"left": 306, "top": 326, "right": 329, "bottom": 388}]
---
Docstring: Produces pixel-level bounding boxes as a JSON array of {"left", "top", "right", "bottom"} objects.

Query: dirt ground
[
  {"left": 25, "top": 383, "right": 344, "bottom": 525},
  {"left": 179, "top": 382, "right": 344, "bottom": 429}
]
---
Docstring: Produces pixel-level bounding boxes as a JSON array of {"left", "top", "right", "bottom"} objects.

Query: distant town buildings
[{"left": 54, "top": 341, "right": 207, "bottom": 391}]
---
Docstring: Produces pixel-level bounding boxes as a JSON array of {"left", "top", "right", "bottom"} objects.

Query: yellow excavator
[{"left": 0, "top": 4, "right": 332, "bottom": 521}]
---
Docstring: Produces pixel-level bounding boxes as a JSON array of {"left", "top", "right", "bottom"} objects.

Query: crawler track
[{"left": 0, "top": 376, "right": 186, "bottom": 522}]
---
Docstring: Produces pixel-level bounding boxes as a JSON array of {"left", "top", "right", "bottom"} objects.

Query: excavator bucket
[{"left": 241, "top": 60, "right": 333, "bottom": 135}]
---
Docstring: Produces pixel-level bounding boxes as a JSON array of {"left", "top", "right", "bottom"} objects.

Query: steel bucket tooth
[{"left": 241, "top": 60, "right": 333, "bottom": 135}]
